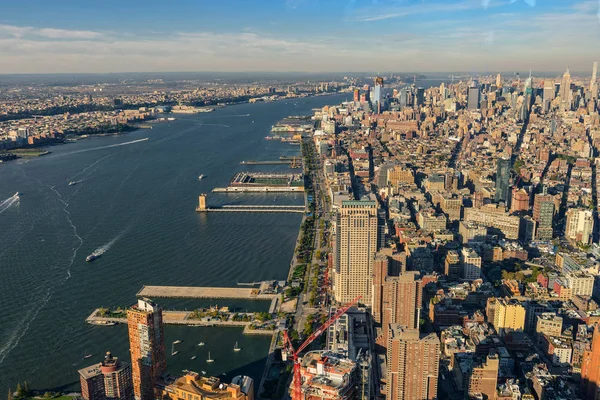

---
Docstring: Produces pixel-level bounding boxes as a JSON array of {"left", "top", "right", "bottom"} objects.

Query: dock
[
  {"left": 196, "top": 194, "right": 306, "bottom": 212},
  {"left": 212, "top": 187, "right": 304, "bottom": 193},
  {"left": 136, "top": 285, "right": 277, "bottom": 299}
]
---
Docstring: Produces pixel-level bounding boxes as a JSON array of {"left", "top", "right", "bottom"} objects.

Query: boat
[
  {"left": 206, "top": 352, "right": 214, "bottom": 363},
  {"left": 174, "top": 340, "right": 182, "bottom": 344},
  {"left": 86, "top": 254, "right": 99, "bottom": 262},
  {"left": 197, "top": 342, "right": 205, "bottom": 346},
  {"left": 83, "top": 351, "right": 92, "bottom": 359},
  {"left": 191, "top": 356, "right": 197, "bottom": 360},
  {"left": 233, "top": 342, "right": 241, "bottom": 352},
  {"left": 198, "top": 174, "right": 205, "bottom": 180},
  {"left": 201, "top": 371, "right": 206, "bottom": 375},
  {"left": 171, "top": 342, "right": 179, "bottom": 356},
  {"left": 68, "top": 180, "right": 82, "bottom": 186}
]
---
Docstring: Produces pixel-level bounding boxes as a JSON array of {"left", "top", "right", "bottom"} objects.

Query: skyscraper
[
  {"left": 373, "top": 77, "right": 384, "bottom": 114},
  {"left": 495, "top": 157, "right": 511, "bottom": 203},
  {"left": 353, "top": 88, "right": 360, "bottom": 102},
  {"left": 533, "top": 190, "right": 554, "bottom": 240},
  {"left": 127, "top": 298, "right": 167, "bottom": 400},
  {"left": 582, "top": 324, "right": 600, "bottom": 399},
  {"left": 560, "top": 67, "right": 572, "bottom": 111},
  {"left": 591, "top": 61, "right": 598, "bottom": 99},
  {"left": 333, "top": 199, "right": 378, "bottom": 304},
  {"left": 386, "top": 325, "right": 440, "bottom": 400},
  {"left": 467, "top": 81, "right": 481, "bottom": 110},
  {"left": 79, "top": 352, "right": 133, "bottom": 400},
  {"left": 416, "top": 87, "right": 425, "bottom": 106},
  {"left": 496, "top": 73, "right": 502, "bottom": 88}
]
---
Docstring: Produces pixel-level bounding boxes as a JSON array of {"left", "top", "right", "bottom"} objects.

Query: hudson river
[{"left": 0, "top": 93, "right": 349, "bottom": 393}]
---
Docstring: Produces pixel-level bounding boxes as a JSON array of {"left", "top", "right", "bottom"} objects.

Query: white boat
[
  {"left": 234, "top": 342, "right": 241, "bottom": 352},
  {"left": 197, "top": 342, "right": 205, "bottom": 346},
  {"left": 171, "top": 342, "right": 179, "bottom": 356},
  {"left": 173, "top": 340, "right": 182, "bottom": 344},
  {"left": 198, "top": 174, "right": 205, "bottom": 180},
  {"left": 191, "top": 356, "right": 197, "bottom": 360},
  {"left": 201, "top": 371, "right": 206, "bottom": 375},
  {"left": 83, "top": 351, "right": 92, "bottom": 359},
  {"left": 206, "top": 351, "right": 214, "bottom": 363}
]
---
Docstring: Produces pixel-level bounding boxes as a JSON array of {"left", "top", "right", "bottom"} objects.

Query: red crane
[{"left": 283, "top": 296, "right": 361, "bottom": 400}]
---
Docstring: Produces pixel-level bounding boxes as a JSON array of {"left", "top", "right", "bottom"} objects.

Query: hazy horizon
[{"left": 0, "top": 0, "right": 598, "bottom": 74}]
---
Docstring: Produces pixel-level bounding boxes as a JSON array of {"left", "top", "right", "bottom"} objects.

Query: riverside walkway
[{"left": 136, "top": 285, "right": 277, "bottom": 299}]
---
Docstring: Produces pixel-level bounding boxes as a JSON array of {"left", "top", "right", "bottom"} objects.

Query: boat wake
[
  {"left": 91, "top": 229, "right": 128, "bottom": 257},
  {"left": 204, "top": 124, "right": 230, "bottom": 128},
  {"left": 57, "top": 138, "right": 149, "bottom": 158},
  {"left": 0, "top": 288, "right": 52, "bottom": 365},
  {"left": 0, "top": 192, "right": 20, "bottom": 215}
]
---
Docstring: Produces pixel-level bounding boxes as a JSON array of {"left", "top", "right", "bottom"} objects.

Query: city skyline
[{"left": 0, "top": 0, "right": 598, "bottom": 74}]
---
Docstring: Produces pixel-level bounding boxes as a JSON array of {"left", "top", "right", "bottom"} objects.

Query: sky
[{"left": 0, "top": 0, "right": 599, "bottom": 74}]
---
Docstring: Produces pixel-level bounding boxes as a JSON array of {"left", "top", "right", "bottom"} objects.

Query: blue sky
[{"left": 0, "top": 0, "right": 598, "bottom": 73}]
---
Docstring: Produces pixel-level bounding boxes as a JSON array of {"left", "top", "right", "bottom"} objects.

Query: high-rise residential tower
[
  {"left": 79, "top": 352, "right": 133, "bottom": 400},
  {"left": 565, "top": 208, "right": 594, "bottom": 245},
  {"left": 333, "top": 199, "right": 378, "bottom": 304},
  {"left": 533, "top": 190, "right": 554, "bottom": 240},
  {"left": 582, "top": 324, "right": 600, "bottom": 399},
  {"left": 127, "top": 298, "right": 167, "bottom": 400},
  {"left": 495, "top": 157, "right": 511, "bottom": 203},
  {"left": 380, "top": 272, "right": 422, "bottom": 343},
  {"left": 386, "top": 325, "right": 440, "bottom": 400}
]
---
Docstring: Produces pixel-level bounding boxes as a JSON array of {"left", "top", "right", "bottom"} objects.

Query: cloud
[
  {"left": 0, "top": 24, "right": 103, "bottom": 40},
  {"left": 349, "top": 0, "right": 510, "bottom": 22}
]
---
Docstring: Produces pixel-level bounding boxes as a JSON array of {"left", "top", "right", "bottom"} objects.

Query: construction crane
[{"left": 283, "top": 296, "right": 361, "bottom": 400}]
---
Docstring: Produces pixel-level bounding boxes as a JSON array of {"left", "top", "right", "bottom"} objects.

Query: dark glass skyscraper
[
  {"left": 495, "top": 158, "right": 511, "bottom": 203},
  {"left": 467, "top": 81, "right": 480, "bottom": 110}
]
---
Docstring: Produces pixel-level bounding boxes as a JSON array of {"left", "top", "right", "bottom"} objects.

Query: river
[{"left": 0, "top": 93, "right": 349, "bottom": 394}]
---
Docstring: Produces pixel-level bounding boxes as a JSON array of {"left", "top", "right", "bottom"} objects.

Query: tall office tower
[
  {"left": 381, "top": 272, "right": 422, "bottom": 343},
  {"left": 398, "top": 88, "right": 408, "bottom": 108},
  {"left": 79, "top": 352, "right": 133, "bottom": 400},
  {"left": 333, "top": 199, "right": 378, "bottom": 304},
  {"left": 127, "top": 298, "right": 167, "bottom": 400},
  {"left": 467, "top": 354, "right": 500, "bottom": 400},
  {"left": 533, "top": 190, "right": 555, "bottom": 240},
  {"left": 592, "top": 61, "right": 599, "bottom": 99},
  {"left": 467, "top": 81, "right": 481, "bottom": 110},
  {"left": 543, "top": 79, "right": 555, "bottom": 102},
  {"left": 353, "top": 88, "right": 360, "bottom": 102},
  {"left": 582, "top": 324, "right": 600, "bottom": 399},
  {"left": 565, "top": 208, "right": 594, "bottom": 245},
  {"left": 496, "top": 73, "right": 502, "bottom": 88},
  {"left": 495, "top": 157, "right": 511, "bottom": 203},
  {"left": 373, "top": 77, "right": 384, "bottom": 114},
  {"left": 416, "top": 87, "right": 425, "bottom": 106},
  {"left": 386, "top": 325, "right": 440, "bottom": 400},
  {"left": 560, "top": 67, "right": 572, "bottom": 111}
]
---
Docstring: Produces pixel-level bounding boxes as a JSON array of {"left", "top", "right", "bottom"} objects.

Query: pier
[
  {"left": 212, "top": 187, "right": 304, "bottom": 193},
  {"left": 136, "top": 285, "right": 277, "bottom": 299},
  {"left": 196, "top": 194, "right": 306, "bottom": 212}
]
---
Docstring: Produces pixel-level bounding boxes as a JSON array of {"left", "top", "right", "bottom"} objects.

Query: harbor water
[{"left": 0, "top": 93, "right": 349, "bottom": 393}]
